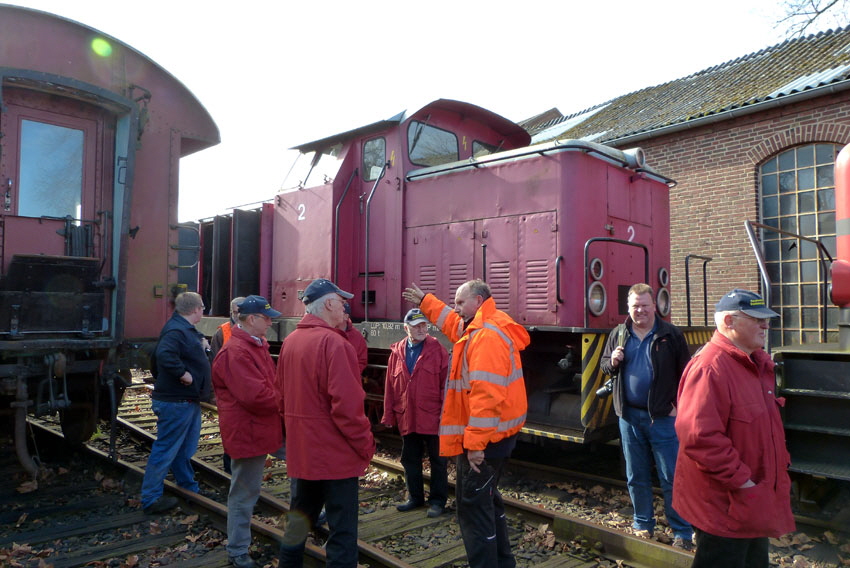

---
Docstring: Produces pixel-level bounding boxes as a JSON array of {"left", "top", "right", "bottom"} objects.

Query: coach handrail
[
  {"left": 334, "top": 168, "right": 359, "bottom": 282},
  {"left": 364, "top": 162, "right": 389, "bottom": 321},
  {"left": 685, "top": 254, "right": 712, "bottom": 326},
  {"left": 745, "top": 220, "right": 833, "bottom": 343},
  {"left": 583, "top": 238, "right": 648, "bottom": 328}
]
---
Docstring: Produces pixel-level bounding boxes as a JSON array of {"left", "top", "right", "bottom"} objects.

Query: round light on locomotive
[
  {"left": 589, "top": 257, "right": 604, "bottom": 281},
  {"left": 656, "top": 288, "right": 671, "bottom": 317},
  {"left": 658, "top": 267, "right": 669, "bottom": 287},
  {"left": 587, "top": 281, "right": 607, "bottom": 316}
]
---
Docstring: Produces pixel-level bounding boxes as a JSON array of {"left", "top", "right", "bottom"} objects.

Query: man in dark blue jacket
[
  {"left": 140, "top": 291, "right": 211, "bottom": 514},
  {"left": 600, "top": 283, "right": 693, "bottom": 549}
]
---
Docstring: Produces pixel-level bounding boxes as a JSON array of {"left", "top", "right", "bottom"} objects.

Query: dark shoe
[
  {"left": 426, "top": 503, "right": 445, "bottom": 518},
  {"left": 396, "top": 499, "right": 424, "bottom": 512},
  {"left": 228, "top": 554, "right": 256, "bottom": 568},
  {"left": 672, "top": 537, "right": 694, "bottom": 551},
  {"left": 143, "top": 495, "right": 178, "bottom": 515}
]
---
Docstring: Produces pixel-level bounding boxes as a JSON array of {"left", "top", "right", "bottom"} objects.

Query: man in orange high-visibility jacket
[{"left": 403, "top": 279, "right": 529, "bottom": 568}]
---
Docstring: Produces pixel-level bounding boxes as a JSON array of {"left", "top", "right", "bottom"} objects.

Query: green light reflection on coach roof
[{"left": 91, "top": 37, "right": 112, "bottom": 57}]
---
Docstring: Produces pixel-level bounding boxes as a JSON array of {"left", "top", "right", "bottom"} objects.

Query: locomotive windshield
[
  {"left": 282, "top": 143, "right": 344, "bottom": 190},
  {"left": 408, "top": 121, "right": 458, "bottom": 167}
]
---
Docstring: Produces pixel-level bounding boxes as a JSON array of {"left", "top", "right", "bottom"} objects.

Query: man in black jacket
[
  {"left": 600, "top": 283, "right": 693, "bottom": 548},
  {"left": 140, "top": 292, "right": 211, "bottom": 514}
]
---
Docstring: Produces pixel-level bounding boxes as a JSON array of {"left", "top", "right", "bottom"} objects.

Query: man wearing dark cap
[
  {"left": 212, "top": 295, "right": 283, "bottom": 568},
  {"left": 276, "top": 279, "right": 375, "bottom": 568},
  {"left": 674, "top": 289, "right": 795, "bottom": 568},
  {"left": 381, "top": 308, "right": 449, "bottom": 517}
]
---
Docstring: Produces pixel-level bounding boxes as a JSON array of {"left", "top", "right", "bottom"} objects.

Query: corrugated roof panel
[
  {"left": 765, "top": 63, "right": 850, "bottom": 99},
  {"left": 529, "top": 105, "right": 607, "bottom": 143}
]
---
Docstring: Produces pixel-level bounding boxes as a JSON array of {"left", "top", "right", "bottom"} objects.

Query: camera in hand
[{"left": 596, "top": 378, "right": 614, "bottom": 398}]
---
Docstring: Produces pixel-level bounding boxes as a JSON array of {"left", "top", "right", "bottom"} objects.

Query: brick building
[{"left": 524, "top": 27, "right": 850, "bottom": 347}]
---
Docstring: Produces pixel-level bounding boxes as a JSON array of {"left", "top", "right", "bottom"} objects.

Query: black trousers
[
  {"left": 279, "top": 477, "right": 359, "bottom": 568},
  {"left": 401, "top": 433, "right": 449, "bottom": 506},
  {"left": 692, "top": 527, "right": 769, "bottom": 568},
  {"left": 455, "top": 455, "right": 515, "bottom": 568}
]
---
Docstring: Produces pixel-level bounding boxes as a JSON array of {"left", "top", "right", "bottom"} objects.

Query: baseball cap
[
  {"left": 715, "top": 289, "right": 779, "bottom": 318},
  {"left": 404, "top": 308, "right": 427, "bottom": 325},
  {"left": 301, "top": 278, "right": 354, "bottom": 304},
  {"left": 237, "top": 295, "right": 281, "bottom": 317}
]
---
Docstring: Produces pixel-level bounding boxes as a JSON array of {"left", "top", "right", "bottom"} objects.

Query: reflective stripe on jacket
[{"left": 420, "top": 294, "right": 529, "bottom": 456}]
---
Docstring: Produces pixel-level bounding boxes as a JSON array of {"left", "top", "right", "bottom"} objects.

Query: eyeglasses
[{"left": 731, "top": 313, "right": 770, "bottom": 325}]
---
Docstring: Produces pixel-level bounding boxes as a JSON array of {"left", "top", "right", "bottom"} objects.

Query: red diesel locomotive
[
  {"left": 0, "top": 6, "right": 219, "bottom": 475},
  {"left": 196, "top": 99, "right": 703, "bottom": 445}
]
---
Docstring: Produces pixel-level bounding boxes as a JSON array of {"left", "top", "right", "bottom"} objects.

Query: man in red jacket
[
  {"left": 212, "top": 295, "right": 283, "bottom": 568},
  {"left": 674, "top": 289, "right": 795, "bottom": 568},
  {"left": 381, "top": 308, "right": 449, "bottom": 517},
  {"left": 276, "top": 278, "right": 375, "bottom": 568}
]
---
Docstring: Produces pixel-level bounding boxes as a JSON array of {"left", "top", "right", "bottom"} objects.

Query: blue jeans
[
  {"left": 618, "top": 406, "right": 692, "bottom": 540},
  {"left": 279, "top": 477, "right": 359, "bottom": 568},
  {"left": 140, "top": 399, "right": 201, "bottom": 508}
]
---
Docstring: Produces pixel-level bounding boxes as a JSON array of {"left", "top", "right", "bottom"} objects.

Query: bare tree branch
[{"left": 775, "top": 0, "right": 849, "bottom": 38}]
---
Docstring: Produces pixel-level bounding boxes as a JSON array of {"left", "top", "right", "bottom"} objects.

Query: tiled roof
[{"left": 524, "top": 27, "right": 850, "bottom": 145}]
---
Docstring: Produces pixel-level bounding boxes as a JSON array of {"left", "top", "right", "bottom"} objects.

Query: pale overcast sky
[{"left": 7, "top": 1, "right": 832, "bottom": 220}]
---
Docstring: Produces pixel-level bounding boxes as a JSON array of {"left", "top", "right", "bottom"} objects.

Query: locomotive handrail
[
  {"left": 334, "top": 168, "right": 359, "bottom": 282},
  {"left": 685, "top": 254, "right": 713, "bottom": 326},
  {"left": 744, "top": 220, "right": 833, "bottom": 344},
  {"left": 406, "top": 139, "right": 674, "bottom": 187},
  {"left": 555, "top": 256, "right": 564, "bottom": 304},
  {"left": 583, "top": 238, "right": 648, "bottom": 328},
  {"left": 364, "top": 162, "right": 390, "bottom": 321},
  {"left": 481, "top": 243, "right": 487, "bottom": 281}
]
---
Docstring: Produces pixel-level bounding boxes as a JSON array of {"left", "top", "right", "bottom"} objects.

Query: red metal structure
[
  {"left": 0, "top": 6, "right": 219, "bottom": 475},
  {"left": 199, "top": 99, "right": 689, "bottom": 444}
]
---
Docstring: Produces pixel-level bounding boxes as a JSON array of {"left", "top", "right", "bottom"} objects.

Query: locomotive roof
[{"left": 292, "top": 99, "right": 530, "bottom": 154}]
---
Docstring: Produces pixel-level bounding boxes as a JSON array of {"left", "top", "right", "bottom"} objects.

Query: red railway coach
[
  {"left": 199, "top": 99, "right": 708, "bottom": 445},
  {"left": 0, "top": 6, "right": 219, "bottom": 475}
]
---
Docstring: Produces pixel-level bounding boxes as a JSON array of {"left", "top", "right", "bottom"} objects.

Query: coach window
[
  {"left": 760, "top": 143, "right": 841, "bottom": 346},
  {"left": 408, "top": 121, "right": 458, "bottom": 167},
  {"left": 19, "top": 119, "right": 84, "bottom": 219},
  {"left": 363, "top": 137, "right": 386, "bottom": 181}
]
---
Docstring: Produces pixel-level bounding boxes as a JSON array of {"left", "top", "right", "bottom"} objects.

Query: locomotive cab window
[
  {"left": 363, "top": 137, "right": 386, "bottom": 181},
  {"left": 408, "top": 121, "right": 458, "bottom": 167},
  {"left": 473, "top": 140, "right": 499, "bottom": 158}
]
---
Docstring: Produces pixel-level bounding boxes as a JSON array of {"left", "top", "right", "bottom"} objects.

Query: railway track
[
  {"left": 4, "top": 384, "right": 847, "bottom": 567},
  {"left": 118, "top": 386, "right": 691, "bottom": 567}
]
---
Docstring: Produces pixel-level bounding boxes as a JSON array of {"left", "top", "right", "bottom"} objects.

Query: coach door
[{"left": 0, "top": 88, "right": 114, "bottom": 334}]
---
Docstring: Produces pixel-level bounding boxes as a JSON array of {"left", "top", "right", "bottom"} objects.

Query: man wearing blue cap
[
  {"left": 277, "top": 279, "right": 375, "bottom": 568},
  {"left": 674, "top": 289, "right": 795, "bottom": 568},
  {"left": 381, "top": 308, "right": 449, "bottom": 517},
  {"left": 212, "top": 295, "right": 283, "bottom": 568}
]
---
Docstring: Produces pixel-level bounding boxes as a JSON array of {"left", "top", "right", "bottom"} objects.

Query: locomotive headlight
[
  {"left": 589, "top": 257, "right": 604, "bottom": 281},
  {"left": 656, "top": 288, "right": 671, "bottom": 317},
  {"left": 658, "top": 267, "right": 669, "bottom": 288},
  {"left": 587, "top": 281, "right": 607, "bottom": 316}
]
